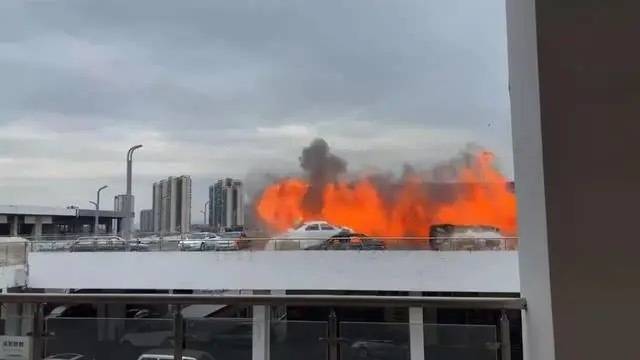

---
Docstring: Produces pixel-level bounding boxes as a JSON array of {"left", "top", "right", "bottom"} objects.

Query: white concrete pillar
[
  {"left": 252, "top": 305, "right": 271, "bottom": 360},
  {"left": 507, "top": 0, "right": 640, "bottom": 359},
  {"left": 409, "top": 308, "right": 425, "bottom": 360},
  {"left": 270, "top": 290, "right": 287, "bottom": 342},
  {"left": 32, "top": 218, "right": 42, "bottom": 240},
  {"left": 10, "top": 216, "right": 19, "bottom": 237}
]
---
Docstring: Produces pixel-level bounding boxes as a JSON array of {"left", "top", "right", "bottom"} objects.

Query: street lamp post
[
  {"left": 202, "top": 201, "right": 210, "bottom": 227},
  {"left": 125, "top": 144, "right": 143, "bottom": 240},
  {"left": 90, "top": 185, "right": 108, "bottom": 235}
]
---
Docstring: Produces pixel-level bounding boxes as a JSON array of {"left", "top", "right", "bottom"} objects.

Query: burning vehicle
[
  {"left": 264, "top": 220, "right": 345, "bottom": 250},
  {"left": 429, "top": 224, "right": 504, "bottom": 251},
  {"left": 305, "top": 230, "right": 386, "bottom": 250}
]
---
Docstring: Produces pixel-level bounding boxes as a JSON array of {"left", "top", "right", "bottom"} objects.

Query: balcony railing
[
  {"left": 0, "top": 293, "right": 525, "bottom": 360},
  {"left": 10, "top": 235, "right": 519, "bottom": 253}
]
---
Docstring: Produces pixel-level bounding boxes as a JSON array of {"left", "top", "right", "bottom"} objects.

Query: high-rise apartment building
[
  {"left": 139, "top": 209, "right": 154, "bottom": 233},
  {"left": 114, "top": 194, "right": 134, "bottom": 215},
  {"left": 209, "top": 178, "right": 244, "bottom": 232},
  {"left": 152, "top": 175, "right": 192, "bottom": 235}
]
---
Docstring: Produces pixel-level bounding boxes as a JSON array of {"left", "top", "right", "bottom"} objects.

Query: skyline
[{"left": 0, "top": 0, "right": 512, "bottom": 219}]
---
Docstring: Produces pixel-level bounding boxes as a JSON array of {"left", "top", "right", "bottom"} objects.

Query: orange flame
[{"left": 256, "top": 151, "right": 517, "bottom": 236}]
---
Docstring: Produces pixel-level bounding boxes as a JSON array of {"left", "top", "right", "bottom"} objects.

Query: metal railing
[
  {"left": 14, "top": 236, "right": 519, "bottom": 253},
  {"left": 0, "top": 293, "right": 526, "bottom": 308},
  {"left": 0, "top": 292, "right": 525, "bottom": 360}
]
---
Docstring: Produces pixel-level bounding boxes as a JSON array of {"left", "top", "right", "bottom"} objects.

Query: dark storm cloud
[{"left": 0, "top": 0, "right": 510, "bottom": 130}]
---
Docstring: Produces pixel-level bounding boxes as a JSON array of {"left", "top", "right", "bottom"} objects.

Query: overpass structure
[
  {"left": 0, "top": 205, "right": 128, "bottom": 239},
  {"left": 0, "top": 241, "right": 520, "bottom": 360}
]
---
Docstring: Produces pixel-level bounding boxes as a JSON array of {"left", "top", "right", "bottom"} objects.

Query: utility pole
[
  {"left": 203, "top": 200, "right": 210, "bottom": 227},
  {"left": 90, "top": 185, "right": 108, "bottom": 235},
  {"left": 124, "top": 145, "right": 143, "bottom": 240}
]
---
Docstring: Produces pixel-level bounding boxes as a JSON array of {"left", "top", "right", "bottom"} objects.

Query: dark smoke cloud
[{"left": 299, "top": 138, "right": 347, "bottom": 215}]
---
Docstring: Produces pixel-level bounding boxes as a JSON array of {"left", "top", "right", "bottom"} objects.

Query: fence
[
  {"left": 9, "top": 235, "right": 518, "bottom": 253},
  {"left": 0, "top": 293, "right": 525, "bottom": 360}
]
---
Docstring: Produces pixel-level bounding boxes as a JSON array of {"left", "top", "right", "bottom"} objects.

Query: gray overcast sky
[{"left": 0, "top": 0, "right": 511, "bottom": 221}]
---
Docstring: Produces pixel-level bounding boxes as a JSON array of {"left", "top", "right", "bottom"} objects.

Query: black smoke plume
[{"left": 299, "top": 138, "right": 347, "bottom": 215}]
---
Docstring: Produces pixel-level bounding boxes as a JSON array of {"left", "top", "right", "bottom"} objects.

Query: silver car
[
  {"left": 178, "top": 233, "right": 221, "bottom": 251},
  {"left": 212, "top": 233, "right": 240, "bottom": 251},
  {"left": 70, "top": 236, "right": 127, "bottom": 252}
]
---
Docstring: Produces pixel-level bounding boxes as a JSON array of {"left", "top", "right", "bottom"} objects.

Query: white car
[
  {"left": 213, "top": 233, "right": 241, "bottom": 251},
  {"left": 45, "top": 354, "right": 93, "bottom": 360},
  {"left": 137, "top": 349, "right": 215, "bottom": 360},
  {"left": 178, "top": 233, "right": 221, "bottom": 251},
  {"left": 266, "top": 221, "right": 344, "bottom": 250}
]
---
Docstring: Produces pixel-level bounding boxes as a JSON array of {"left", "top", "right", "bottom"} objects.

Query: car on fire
[
  {"left": 429, "top": 224, "right": 504, "bottom": 250},
  {"left": 266, "top": 220, "right": 345, "bottom": 250},
  {"left": 305, "top": 230, "right": 386, "bottom": 250}
]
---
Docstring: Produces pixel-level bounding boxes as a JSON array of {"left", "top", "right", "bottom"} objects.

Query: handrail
[
  {"left": 0, "top": 293, "right": 526, "bottom": 309},
  {"left": 4, "top": 236, "right": 520, "bottom": 241}
]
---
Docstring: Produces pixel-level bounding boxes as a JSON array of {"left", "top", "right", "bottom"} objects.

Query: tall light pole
[
  {"left": 125, "top": 144, "right": 143, "bottom": 240},
  {"left": 90, "top": 185, "right": 108, "bottom": 235},
  {"left": 203, "top": 200, "right": 210, "bottom": 227}
]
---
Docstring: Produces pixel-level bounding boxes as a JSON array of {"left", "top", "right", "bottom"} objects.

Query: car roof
[
  {"left": 303, "top": 220, "right": 329, "bottom": 225},
  {"left": 45, "top": 354, "right": 83, "bottom": 360},
  {"left": 142, "top": 349, "right": 213, "bottom": 358}
]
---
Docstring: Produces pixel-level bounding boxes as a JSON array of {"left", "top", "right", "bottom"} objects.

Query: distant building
[
  {"left": 139, "top": 209, "right": 154, "bottom": 233},
  {"left": 152, "top": 175, "right": 192, "bottom": 235},
  {"left": 0, "top": 205, "right": 126, "bottom": 237},
  {"left": 114, "top": 194, "right": 133, "bottom": 215},
  {"left": 209, "top": 178, "right": 244, "bottom": 232}
]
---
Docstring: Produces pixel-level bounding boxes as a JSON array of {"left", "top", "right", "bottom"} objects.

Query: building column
[
  {"left": 270, "top": 290, "right": 287, "bottom": 342},
  {"left": 10, "top": 216, "right": 19, "bottom": 237},
  {"left": 507, "top": 0, "right": 640, "bottom": 359},
  {"left": 408, "top": 291, "right": 425, "bottom": 360},
  {"left": 252, "top": 305, "right": 271, "bottom": 360},
  {"left": 32, "top": 218, "right": 42, "bottom": 240}
]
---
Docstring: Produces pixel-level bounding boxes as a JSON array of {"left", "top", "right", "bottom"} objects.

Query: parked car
[
  {"left": 219, "top": 231, "right": 249, "bottom": 249},
  {"left": 44, "top": 353, "right": 93, "bottom": 360},
  {"left": 126, "top": 308, "right": 163, "bottom": 318},
  {"left": 178, "top": 233, "right": 221, "bottom": 251},
  {"left": 69, "top": 236, "right": 126, "bottom": 252},
  {"left": 119, "top": 321, "right": 173, "bottom": 349},
  {"left": 213, "top": 237, "right": 240, "bottom": 251},
  {"left": 32, "top": 240, "right": 70, "bottom": 252},
  {"left": 46, "top": 304, "right": 97, "bottom": 318},
  {"left": 306, "top": 231, "right": 386, "bottom": 250},
  {"left": 137, "top": 349, "right": 215, "bottom": 360},
  {"left": 350, "top": 339, "right": 409, "bottom": 359}
]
